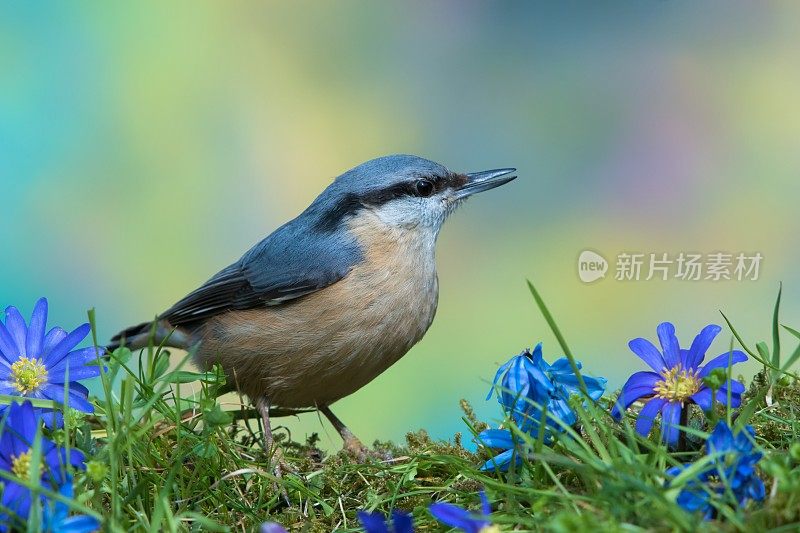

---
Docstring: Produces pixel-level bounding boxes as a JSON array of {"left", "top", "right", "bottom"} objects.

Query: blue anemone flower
[
  {"left": 487, "top": 343, "right": 607, "bottom": 438},
  {"left": 667, "top": 422, "right": 765, "bottom": 518},
  {"left": 429, "top": 490, "right": 496, "bottom": 533},
  {"left": 42, "top": 476, "right": 101, "bottom": 533},
  {"left": 611, "top": 323, "right": 747, "bottom": 446},
  {"left": 357, "top": 510, "right": 414, "bottom": 533},
  {"left": 0, "top": 401, "right": 86, "bottom": 525},
  {"left": 0, "top": 298, "right": 103, "bottom": 425}
]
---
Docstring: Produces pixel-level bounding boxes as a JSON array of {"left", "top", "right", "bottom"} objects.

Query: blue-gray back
[{"left": 160, "top": 154, "right": 447, "bottom": 326}]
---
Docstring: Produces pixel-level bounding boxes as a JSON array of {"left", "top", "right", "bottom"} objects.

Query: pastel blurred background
[{"left": 2, "top": 2, "right": 799, "bottom": 449}]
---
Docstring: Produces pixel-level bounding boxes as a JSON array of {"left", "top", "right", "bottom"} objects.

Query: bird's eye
[{"left": 414, "top": 179, "right": 435, "bottom": 197}]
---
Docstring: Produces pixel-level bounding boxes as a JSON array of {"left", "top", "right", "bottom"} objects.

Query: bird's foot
[
  {"left": 263, "top": 445, "right": 292, "bottom": 505},
  {"left": 342, "top": 434, "right": 369, "bottom": 460}
]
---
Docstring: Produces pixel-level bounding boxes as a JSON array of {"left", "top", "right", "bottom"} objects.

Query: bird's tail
[{"left": 107, "top": 320, "right": 191, "bottom": 353}]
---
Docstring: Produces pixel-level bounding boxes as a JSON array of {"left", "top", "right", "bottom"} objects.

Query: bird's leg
[
  {"left": 320, "top": 405, "right": 367, "bottom": 458},
  {"left": 255, "top": 396, "right": 276, "bottom": 452},
  {"left": 255, "top": 396, "right": 287, "bottom": 486}
]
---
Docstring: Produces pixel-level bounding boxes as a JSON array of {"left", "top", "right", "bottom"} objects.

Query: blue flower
[
  {"left": 667, "top": 422, "right": 765, "bottom": 518},
  {"left": 475, "top": 428, "right": 521, "bottom": 472},
  {"left": 429, "top": 490, "right": 497, "bottom": 533},
  {"left": 611, "top": 323, "right": 747, "bottom": 446},
  {"left": 0, "top": 401, "right": 86, "bottom": 525},
  {"left": 259, "top": 523, "right": 289, "bottom": 533},
  {"left": 706, "top": 422, "right": 765, "bottom": 505},
  {"left": 357, "top": 510, "right": 414, "bottom": 533},
  {"left": 0, "top": 298, "right": 103, "bottom": 425},
  {"left": 487, "top": 344, "right": 606, "bottom": 439},
  {"left": 42, "top": 476, "right": 101, "bottom": 533},
  {"left": 528, "top": 344, "right": 606, "bottom": 414}
]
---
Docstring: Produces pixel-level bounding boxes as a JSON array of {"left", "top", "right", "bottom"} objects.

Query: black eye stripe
[
  {"left": 315, "top": 175, "right": 452, "bottom": 231},
  {"left": 359, "top": 176, "right": 448, "bottom": 205}
]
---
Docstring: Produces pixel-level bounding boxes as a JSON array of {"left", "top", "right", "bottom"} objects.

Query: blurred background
[{"left": 2, "top": 2, "right": 799, "bottom": 449}]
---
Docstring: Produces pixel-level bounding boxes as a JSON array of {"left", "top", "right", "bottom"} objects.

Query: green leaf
[
  {"left": 192, "top": 441, "right": 218, "bottom": 459},
  {"left": 204, "top": 404, "right": 233, "bottom": 427},
  {"left": 161, "top": 370, "right": 225, "bottom": 384},
  {"left": 152, "top": 354, "right": 170, "bottom": 380},
  {"left": 771, "top": 283, "right": 783, "bottom": 376},
  {"left": 733, "top": 396, "right": 761, "bottom": 429},
  {"left": 111, "top": 346, "right": 133, "bottom": 364},
  {"left": 779, "top": 324, "right": 800, "bottom": 372},
  {"left": 756, "top": 341, "right": 771, "bottom": 361}
]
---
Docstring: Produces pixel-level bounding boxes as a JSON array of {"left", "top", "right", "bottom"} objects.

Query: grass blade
[{"left": 526, "top": 279, "right": 589, "bottom": 398}]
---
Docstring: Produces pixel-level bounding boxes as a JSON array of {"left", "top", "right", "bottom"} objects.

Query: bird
[{"left": 109, "top": 154, "right": 516, "bottom": 458}]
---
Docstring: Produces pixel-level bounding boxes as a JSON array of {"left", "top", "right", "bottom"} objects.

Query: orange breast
[{"left": 195, "top": 213, "right": 439, "bottom": 407}]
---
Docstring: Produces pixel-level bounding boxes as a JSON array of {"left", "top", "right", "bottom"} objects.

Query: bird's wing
[{"left": 160, "top": 226, "right": 361, "bottom": 327}]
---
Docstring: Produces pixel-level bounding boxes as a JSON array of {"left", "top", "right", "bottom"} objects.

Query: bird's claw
[{"left": 343, "top": 435, "right": 369, "bottom": 461}]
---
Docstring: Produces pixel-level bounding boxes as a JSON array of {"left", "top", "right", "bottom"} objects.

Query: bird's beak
[{"left": 454, "top": 168, "right": 517, "bottom": 200}]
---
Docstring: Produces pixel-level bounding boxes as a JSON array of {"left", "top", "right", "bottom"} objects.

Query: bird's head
[{"left": 311, "top": 155, "right": 516, "bottom": 238}]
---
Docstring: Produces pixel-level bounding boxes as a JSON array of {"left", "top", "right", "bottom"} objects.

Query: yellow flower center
[
  {"left": 480, "top": 527, "right": 501, "bottom": 533},
  {"left": 10, "top": 450, "right": 33, "bottom": 481},
  {"left": 10, "top": 356, "right": 48, "bottom": 394},
  {"left": 653, "top": 366, "right": 701, "bottom": 403}
]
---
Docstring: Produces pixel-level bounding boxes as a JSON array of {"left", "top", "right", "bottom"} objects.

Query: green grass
[{"left": 4, "top": 284, "right": 800, "bottom": 532}]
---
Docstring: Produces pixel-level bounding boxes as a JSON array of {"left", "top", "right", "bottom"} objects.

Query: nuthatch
[{"left": 110, "top": 155, "right": 516, "bottom": 456}]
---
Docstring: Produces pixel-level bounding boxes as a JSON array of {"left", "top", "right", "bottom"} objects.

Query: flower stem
[{"left": 678, "top": 406, "right": 689, "bottom": 452}]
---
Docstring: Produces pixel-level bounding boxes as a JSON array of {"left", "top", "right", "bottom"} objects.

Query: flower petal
[
  {"left": 357, "top": 511, "right": 389, "bottom": 533},
  {"left": 0, "top": 322, "right": 18, "bottom": 367},
  {"left": 698, "top": 350, "right": 748, "bottom": 378},
  {"left": 733, "top": 425, "right": 757, "bottom": 454},
  {"left": 548, "top": 357, "right": 577, "bottom": 376},
  {"left": 42, "top": 327, "right": 68, "bottom": 357},
  {"left": 391, "top": 511, "right": 415, "bottom": 533},
  {"left": 479, "top": 448, "right": 517, "bottom": 472},
  {"left": 628, "top": 338, "right": 667, "bottom": 372},
  {"left": 657, "top": 322, "right": 681, "bottom": 369},
  {"left": 40, "top": 383, "right": 94, "bottom": 413},
  {"left": 707, "top": 421, "right": 735, "bottom": 455},
  {"left": 552, "top": 372, "right": 607, "bottom": 400},
  {"left": 635, "top": 397, "right": 666, "bottom": 437},
  {"left": 660, "top": 401, "right": 682, "bottom": 447},
  {"left": 745, "top": 478, "right": 766, "bottom": 502},
  {"left": 44, "top": 446, "right": 86, "bottom": 485},
  {"left": 57, "top": 515, "right": 104, "bottom": 533},
  {"left": 714, "top": 388, "right": 742, "bottom": 408},
  {"left": 8, "top": 401, "right": 39, "bottom": 454},
  {"left": 0, "top": 480, "right": 33, "bottom": 519},
  {"left": 259, "top": 523, "right": 289, "bottom": 533},
  {"left": 479, "top": 490, "right": 491, "bottom": 516},
  {"left": 720, "top": 379, "right": 746, "bottom": 395},
  {"left": 429, "top": 503, "right": 479, "bottom": 532},
  {"left": 4, "top": 306, "right": 28, "bottom": 357},
  {"left": 582, "top": 375, "right": 608, "bottom": 400},
  {"left": 46, "top": 352, "right": 103, "bottom": 383},
  {"left": 610, "top": 371, "right": 660, "bottom": 419},
  {"left": 0, "top": 381, "right": 18, "bottom": 395},
  {"left": 476, "top": 428, "right": 514, "bottom": 450},
  {"left": 487, "top": 358, "right": 514, "bottom": 400},
  {"left": 690, "top": 387, "right": 714, "bottom": 412},
  {"left": 685, "top": 324, "right": 721, "bottom": 369},
  {"left": 25, "top": 298, "right": 48, "bottom": 360},
  {"left": 41, "top": 323, "right": 91, "bottom": 367}
]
